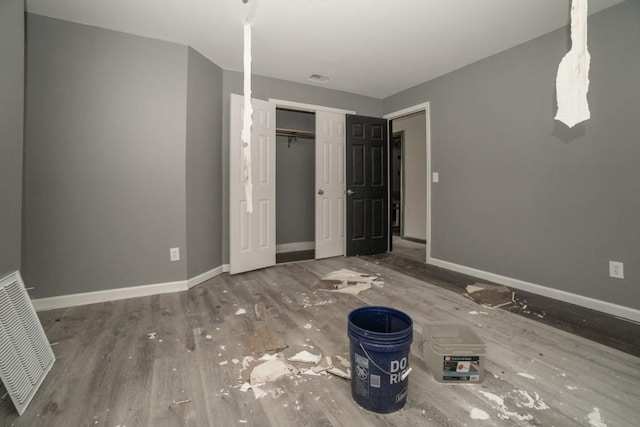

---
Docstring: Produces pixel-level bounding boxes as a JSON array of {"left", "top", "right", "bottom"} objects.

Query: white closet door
[
  {"left": 315, "top": 110, "right": 346, "bottom": 259},
  {"left": 229, "top": 94, "right": 276, "bottom": 274}
]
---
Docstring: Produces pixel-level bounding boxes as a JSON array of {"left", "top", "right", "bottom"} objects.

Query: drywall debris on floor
[
  {"left": 250, "top": 359, "right": 292, "bottom": 384},
  {"left": 287, "top": 350, "right": 321, "bottom": 364},
  {"left": 236, "top": 308, "right": 247, "bottom": 315},
  {"left": 588, "top": 407, "right": 607, "bottom": 427},
  {"left": 295, "top": 292, "right": 336, "bottom": 308},
  {"left": 470, "top": 408, "right": 490, "bottom": 420},
  {"left": 326, "top": 366, "right": 350, "bottom": 379},
  {"left": 512, "top": 296, "right": 547, "bottom": 318},
  {"left": 172, "top": 397, "right": 192, "bottom": 405},
  {"left": 517, "top": 373, "right": 536, "bottom": 380},
  {"left": 514, "top": 390, "right": 549, "bottom": 410},
  {"left": 147, "top": 332, "right": 157, "bottom": 339},
  {"left": 313, "top": 269, "right": 383, "bottom": 295},
  {"left": 478, "top": 388, "right": 551, "bottom": 422},
  {"left": 235, "top": 345, "right": 352, "bottom": 400},
  {"left": 254, "top": 303, "right": 268, "bottom": 321},
  {"left": 465, "top": 283, "right": 512, "bottom": 309}
]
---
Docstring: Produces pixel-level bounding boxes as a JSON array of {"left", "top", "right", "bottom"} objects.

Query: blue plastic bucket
[{"left": 348, "top": 306, "right": 413, "bottom": 413}]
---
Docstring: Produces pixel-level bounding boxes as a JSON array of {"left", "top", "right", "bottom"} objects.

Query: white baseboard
[
  {"left": 276, "top": 241, "right": 314, "bottom": 253},
  {"left": 187, "top": 265, "right": 225, "bottom": 289},
  {"left": 32, "top": 265, "right": 228, "bottom": 312},
  {"left": 222, "top": 264, "right": 230, "bottom": 273},
  {"left": 32, "top": 280, "right": 188, "bottom": 312},
  {"left": 429, "top": 257, "right": 640, "bottom": 323}
]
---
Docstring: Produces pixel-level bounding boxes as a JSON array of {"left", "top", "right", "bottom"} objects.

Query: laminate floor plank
[{"left": 2, "top": 257, "right": 639, "bottom": 426}]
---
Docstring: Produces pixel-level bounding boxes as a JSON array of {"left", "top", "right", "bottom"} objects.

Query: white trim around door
[
  {"left": 269, "top": 99, "right": 355, "bottom": 115},
  {"left": 383, "top": 102, "right": 432, "bottom": 263}
]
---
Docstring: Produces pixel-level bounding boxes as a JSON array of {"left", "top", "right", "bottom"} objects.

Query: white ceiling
[{"left": 25, "top": 0, "right": 625, "bottom": 99}]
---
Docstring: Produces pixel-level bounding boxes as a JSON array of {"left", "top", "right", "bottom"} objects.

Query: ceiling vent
[{"left": 308, "top": 74, "right": 330, "bottom": 83}]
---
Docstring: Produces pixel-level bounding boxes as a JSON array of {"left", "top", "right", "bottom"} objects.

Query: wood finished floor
[
  {"left": 384, "top": 237, "right": 640, "bottom": 358},
  {"left": 2, "top": 256, "right": 639, "bottom": 426}
]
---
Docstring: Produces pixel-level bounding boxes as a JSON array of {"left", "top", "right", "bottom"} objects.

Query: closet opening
[{"left": 275, "top": 108, "right": 316, "bottom": 263}]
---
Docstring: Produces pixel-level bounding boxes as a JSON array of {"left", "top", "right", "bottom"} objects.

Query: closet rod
[{"left": 275, "top": 128, "right": 315, "bottom": 139}]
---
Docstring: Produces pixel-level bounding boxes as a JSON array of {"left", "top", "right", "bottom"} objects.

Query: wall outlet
[
  {"left": 170, "top": 247, "right": 180, "bottom": 262},
  {"left": 609, "top": 261, "right": 624, "bottom": 279},
  {"left": 432, "top": 172, "right": 439, "bottom": 183}
]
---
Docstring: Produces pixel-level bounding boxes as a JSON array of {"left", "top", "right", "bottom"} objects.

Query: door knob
[
  {"left": 347, "top": 189, "right": 356, "bottom": 196},
  {"left": 317, "top": 189, "right": 324, "bottom": 195}
]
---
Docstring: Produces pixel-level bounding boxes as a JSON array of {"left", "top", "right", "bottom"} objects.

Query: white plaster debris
[
  {"left": 478, "top": 391, "right": 534, "bottom": 422},
  {"left": 239, "top": 420, "right": 248, "bottom": 424},
  {"left": 252, "top": 386, "right": 268, "bottom": 399},
  {"left": 515, "top": 390, "right": 549, "bottom": 410},
  {"left": 205, "top": 335, "right": 212, "bottom": 339},
  {"left": 147, "top": 332, "right": 156, "bottom": 340},
  {"left": 555, "top": 0, "right": 591, "bottom": 127},
  {"left": 566, "top": 385, "right": 578, "bottom": 391},
  {"left": 232, "top": 359, "right": 240, "bottom": 364},
  {"left": 466, "top": 285, "right": 485, "bottom": 294},
  {"left": 235, "top": 308, "right": 247, "bottom": 315},
  {"left": 287, "top": 351, "right": 322, "bottom": 364},
  {"left": 588, "top": 407, "right": 607, "bottom": 427},
  {"left": 304, "top": 323, "right": 313, "bottom": 330},
  {"left": 335, "top": 355, "right": 350, "bottom": 368},
  {"left": 327, "top": 367, "right": 351, "bottom": 379},
  {"left": 517, "top": 373, "right": 536, "bottom": 380},
  {"left": 250, "top": 359, "right": 291, "bottom": 385},
  {"left": 470, "top": 408, "right": 490, "bottom": 420},
  {"left": 219, "top": 361, "right": 229, "bottom": 366},
  {"left": 259, "top": 353, "right": 279, "bottom": 361},
  {"left": 172, "top": 397, "right": 192, "bottom": 405},
  {"left": 319, "top": 269, "right": 383, "bottom": 295}
]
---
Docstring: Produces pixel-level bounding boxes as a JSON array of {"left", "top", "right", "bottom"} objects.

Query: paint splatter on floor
[
  {"left": 470, "top": 408, "right": 490, "bottom": 420},
  {"left": 588, "top": 407, "right": 607, "bottom": 427}
]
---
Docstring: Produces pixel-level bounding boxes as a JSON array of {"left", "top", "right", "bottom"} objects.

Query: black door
[{"left": 346, "top": 115, "right": 388, "bottom": 256}]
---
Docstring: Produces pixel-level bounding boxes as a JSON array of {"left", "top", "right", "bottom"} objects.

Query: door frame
[
  {"left": 391, "top": 131, "right": 404, "bottom": 237},
  {"left": 268, "top": 98, "right": 355, "bottom": 258},
  {"left": 383, "top": 102, "right": 431, "bottom": 263}
]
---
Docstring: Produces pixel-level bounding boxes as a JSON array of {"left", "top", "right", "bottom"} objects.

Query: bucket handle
[
  {"left": 359, "top": 342, "right": 412, "bottom": 380},
  {"left": 359, "top": 342, "right": 391, "bottom": 375}
]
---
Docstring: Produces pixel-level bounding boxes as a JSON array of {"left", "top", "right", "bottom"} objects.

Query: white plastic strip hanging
[
  {"left": 555, "top": 0, "right": 591, "bottom": 128},
  {"left": 242, "top": 21, "right": 254, "bottom": 213},
  {"left": 241, "top": 0, "right": 263, "bottom": 214}
]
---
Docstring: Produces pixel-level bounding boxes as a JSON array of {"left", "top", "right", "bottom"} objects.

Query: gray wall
[
  {"left": 383, "top": 1, "right": 640, "bottom": 309},
  {"left": 222, "top": 70, "right": 383, "bottom": 262},
  {"left": 0, "top": 0, "right": 24, "bottom": 278},
  {"left": 186, "top": 48, "right": 224, "bottom": 278},
  {"left": 24, "top": 15, "right": 188, "bottom": 297},
  {"left": 392, "top": 112, "right": 426, "bottom": 241},
  {"left": 276, "top": 109, "right": 315, "bottom": 246}
]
